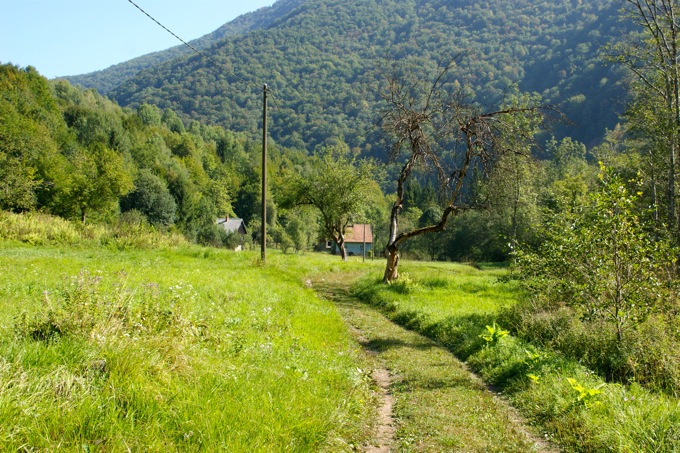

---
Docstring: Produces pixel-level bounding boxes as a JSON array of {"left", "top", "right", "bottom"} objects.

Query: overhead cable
[{"left": 125, "top": 0, "right": 254, "bottom": 88}]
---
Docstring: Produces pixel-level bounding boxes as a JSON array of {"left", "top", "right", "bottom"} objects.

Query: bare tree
[{"left": 380, "top": 60, "right": 550, "bottom": 282}]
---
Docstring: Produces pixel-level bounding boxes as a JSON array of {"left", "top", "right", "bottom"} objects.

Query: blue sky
[{"left": 0, "top": 0, "right": 275, "bottom": 79}]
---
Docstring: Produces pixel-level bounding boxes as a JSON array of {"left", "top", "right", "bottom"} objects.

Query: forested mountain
[
  {"left": 63, "top": 0, "right": 304, "bottom": 95},
  {"left": 65, "top": 0, "right": 628, "bottom": 152}
]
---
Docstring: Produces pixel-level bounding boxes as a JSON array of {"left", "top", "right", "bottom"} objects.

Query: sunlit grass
[
  {"left": 319, "top": 273, "right": 540, "bottom": 452},
  {"left": 353, "top": 261, "right": 680, "bottom": 452},
  {"left": 0, "top": 238, "right": 375, "bottom": 451},
  {"left": 353, "top": 261, "right": 518, "bottom": 328},
  {"left": 6, "top": 210, "right": 678, "bottom": 452},
  {"left": 0, "top": 210, "right": 186, "bottom": 249}
]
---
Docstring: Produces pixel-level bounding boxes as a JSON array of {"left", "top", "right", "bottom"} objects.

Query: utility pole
[
  {"left": 261, "top": 84, "right": 268, "bottom": 263},
  {"left": 363, "top": 223, "right": 366, "bottom": 262}
]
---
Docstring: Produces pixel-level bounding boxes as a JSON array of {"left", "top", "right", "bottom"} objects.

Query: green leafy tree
[
  {"left": 0, "top": 65, "right": 71, "bottom": 211},
  {"left": 283, "top": 207, "right": 319, "bottom": 254},
  {"left": 290, "top": 146, "right": 377, "bottom": 261},
  {"left": 63, "top": 144, "right": 134, "bottom": 223},
  {"left": 519, "top": 164, "right": 677, "bottom": 343},
  {"left": 120, "top": 170, "right": 176, "bottom": 226},
  {"left": 137, "top": 103, "right": 163, "bottom": 127},
  {"left": 0, "top": 153, "right": 39, "bottom": 212},
  {"left": 610, "top": 0, "right": 680, "bottom": 242},
  {"left": 161, "top": 108, "right": 185, "bottom": 134}
]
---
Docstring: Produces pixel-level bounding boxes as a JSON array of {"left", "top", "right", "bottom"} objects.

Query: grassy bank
[
  {"left": 0, "top": 229, "right": 377, "bottom": 450},
  {"left": 315, "top": 274, "right": 551, "bottom": 452},
  {"left": 353, "top": 262, "right": 680, "bottom": 452}
]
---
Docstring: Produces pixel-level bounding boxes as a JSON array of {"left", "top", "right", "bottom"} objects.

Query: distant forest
[{"left": 66, "top": 0, "right": 627, "bottom": 152}]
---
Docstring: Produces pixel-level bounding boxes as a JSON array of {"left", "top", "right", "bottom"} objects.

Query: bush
[
  {"left": 513, "top": 166, "right": 680, "bottom": 393},
  {"left": 505, "top": 298, "right": 680, "bottom": 395},
  {"left": 120, "top": 170, "right": 176, "bottom": 226}
]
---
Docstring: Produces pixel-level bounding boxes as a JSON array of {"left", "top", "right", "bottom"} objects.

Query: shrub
[{"left": 513, "top": 166, "right": 680, "bottom": 393}]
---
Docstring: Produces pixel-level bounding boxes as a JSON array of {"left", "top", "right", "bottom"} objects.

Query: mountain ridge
[
  {"left": 62, "top": 1, "right": 301, "bottom": 94},
  {"left": 66, "top": 0, "right": 629, "bottom": 152}
]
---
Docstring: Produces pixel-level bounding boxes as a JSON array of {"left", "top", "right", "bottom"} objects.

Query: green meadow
[
  {"left": 0, "top": 216, "right": 377, "bottom": 451},
  {"left": 2, "top": 212, "right": 680, "bottom": 452}
]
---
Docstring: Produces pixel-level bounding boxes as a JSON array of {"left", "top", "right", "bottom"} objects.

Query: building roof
[
  {"left": 216, "top": 217, "right": 247, "bottom": 234},
  {"left": 344, "top": 224, "right": 373, "bottom": 243}
]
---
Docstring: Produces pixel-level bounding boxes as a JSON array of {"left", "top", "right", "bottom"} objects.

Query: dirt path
[
  {"left": 365, "top": 367, "right": 396, "bottom": 452},
  {"left": 313, "top": 275, "right": 557, "bottom": 453}
]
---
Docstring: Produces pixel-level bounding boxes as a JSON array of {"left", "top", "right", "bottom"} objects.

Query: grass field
[
  {"left": 3, "top": 211, "right": 680, "bottom": 452},
  {"left": 0, "top": 239, "right": 378, "bottom": 451}
]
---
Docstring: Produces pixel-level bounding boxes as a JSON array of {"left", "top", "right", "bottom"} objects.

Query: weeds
[
  {"left": 566, "top": 378, "right": 603, "bottom": 408},
  {"left": 480, "top": 322, "right": 509, "bottom": 345},
  {"left": 0, "top": 211, "right": 186, "bottom": 249},
  {"left": 15, "top": 270, "right": 201, "bottom": 344}
]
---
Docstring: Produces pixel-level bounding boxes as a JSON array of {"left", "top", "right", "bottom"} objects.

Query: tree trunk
[
  {"left": 649, "top": 148, "right": 660, "bottom": 237},
  {"left": 383, "top": 247, "right": 399, "bottom": 283},
  {"left": 671, "top": 3, "right": 680, "bottom": 244},
  {"left": 383, "top": 198, "right": 402, "bottom": 282},
  {"left": 336, "top": 230, "right": 349, "bottom": 261},
  {"left": 340, "top": 242, "right": 349, "bottom": 261}
]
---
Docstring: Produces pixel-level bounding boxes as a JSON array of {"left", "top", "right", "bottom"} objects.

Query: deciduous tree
[
  {"left": 380, "top": 60, "right": 549, "bottom": 282},
  {"left": 290, "top": 146, "right": 377, "bottom": 261},
  {"left": 120, "top": 169, "right": 176, "bottom": 226},
  {"left": 611, "top": 0, "right": 680, "bottom": 241},
  {"left": 519, "top": 164, "right": 677, "bottom": 343},
  {"left": 64, "top": 144, "right": 133, "bottom": 224}
]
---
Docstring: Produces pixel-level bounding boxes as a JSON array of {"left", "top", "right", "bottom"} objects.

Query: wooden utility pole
[
  {"left": 363, "top": 223, "right": 366, "bottom": 262},
  {"left": 261, "top": 84, "right": 268, "bottom": 262}
]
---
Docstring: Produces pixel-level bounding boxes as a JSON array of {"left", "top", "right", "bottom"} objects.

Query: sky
[{"left": 0, "top": 0, "right": 275, "bottom": 79}]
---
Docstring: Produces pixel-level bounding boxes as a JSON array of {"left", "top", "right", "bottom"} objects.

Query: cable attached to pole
[
  {"left": 125, "top": 0, "right": 253, "bottom": 87},
  {"left": 261, "top": 84, "right": 268, "bottom": 263}
]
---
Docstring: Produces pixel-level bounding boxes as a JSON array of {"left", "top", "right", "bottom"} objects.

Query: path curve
[{"left": 313, "top": 274, "right": 558, "bottom": 453}]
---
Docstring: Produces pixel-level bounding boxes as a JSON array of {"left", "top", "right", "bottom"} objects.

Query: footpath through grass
[
  {"left": 353, "top": 262, "right": 680, "bottom": 452},
  {"left": 314, "top": 273, "right": 553, "bottom": 452}
]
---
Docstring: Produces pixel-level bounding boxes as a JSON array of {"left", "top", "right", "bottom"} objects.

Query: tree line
[{"left": 0, "top": 63, "right": 317, "bottom": 249}]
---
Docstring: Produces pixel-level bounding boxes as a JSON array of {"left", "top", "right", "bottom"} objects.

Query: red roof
[{"left": 345, "top": 224, "right": 373, "bottom": 243}]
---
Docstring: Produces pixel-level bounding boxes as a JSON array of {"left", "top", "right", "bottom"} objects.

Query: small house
[
  {"left": 324, "top": 224, "right": 373, "bottom": 256},
  {"left": 216, "top": 216, "right": 247, "bottom": 251}
]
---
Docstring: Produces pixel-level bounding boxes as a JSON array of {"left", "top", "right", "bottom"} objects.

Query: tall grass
[
  {"left": 0, "top": 211, "right": 186, "bottom": 249},
  {"left": 0, "top": 233, "right": 374, "bottom": 450},
  {"left": 353, "top": 261, "right": 680, "bottom": 452}
]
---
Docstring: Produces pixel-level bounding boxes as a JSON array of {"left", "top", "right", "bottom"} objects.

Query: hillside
[
  {"left": 67, "top": 0, "right": 627, "bottom": 152},
  {"left": 63, "top": 0, "right": 304, "bottom": 94}
]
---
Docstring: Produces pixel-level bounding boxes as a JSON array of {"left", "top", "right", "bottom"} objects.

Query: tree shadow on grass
[{"left": 362, "top": 337, "right": 436, "bottom": 353}]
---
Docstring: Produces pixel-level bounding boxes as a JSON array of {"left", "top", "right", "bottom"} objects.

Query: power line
[{"left": 125, "top": 0, "right": 254, "bottom": 88}]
